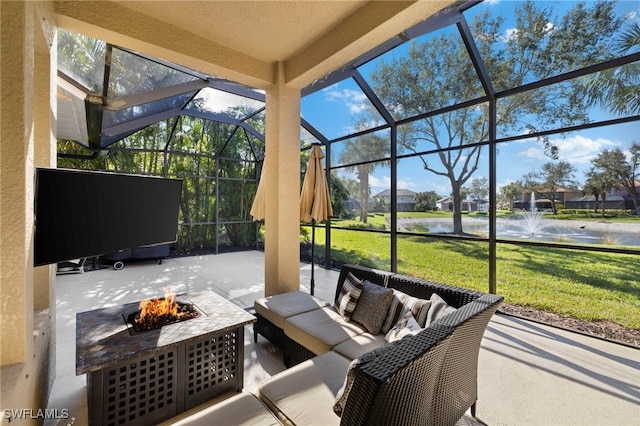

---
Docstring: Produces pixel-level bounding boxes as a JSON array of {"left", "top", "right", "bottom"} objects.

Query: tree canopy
[
  {"left": 523, "top": 161, "right": 578, "bottom": 214},
  {"left": 589, "top": 143, "right": 640, "bottom": 215},
  {"left": 366, "top": 0, "right": 624, "bottom": 233}
]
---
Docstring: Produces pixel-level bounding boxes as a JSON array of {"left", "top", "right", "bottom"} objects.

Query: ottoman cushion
[
  {"left": 284, "top": 307, "right": 366, "bottom": 355},
  {"left": 255, "top": 291, "right": 329, "bottom": 329},
  {"left": 257, "top": 351, "right": 351, "bottom": 426}
]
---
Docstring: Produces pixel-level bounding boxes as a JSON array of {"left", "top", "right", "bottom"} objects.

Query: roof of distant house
[{"left": 373, "top": 189, "right": 417, "bottom": 197}]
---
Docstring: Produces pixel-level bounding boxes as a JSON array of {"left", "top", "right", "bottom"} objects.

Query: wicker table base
[{"left": 76, "top": 290, "right": 256, "bottom": 426}]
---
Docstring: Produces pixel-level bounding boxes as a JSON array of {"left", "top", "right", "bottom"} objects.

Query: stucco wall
[{"left": 1, "top": 1, "right": 56, "bottom": 423}]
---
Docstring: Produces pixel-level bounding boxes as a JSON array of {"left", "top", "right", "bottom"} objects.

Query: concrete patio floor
[{"left": 45, "top": 251, "right": 639, "bottom": 425}]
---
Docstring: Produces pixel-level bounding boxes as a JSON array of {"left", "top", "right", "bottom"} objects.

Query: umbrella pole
[{"left": 311, "top": 220, "right": 315, "bottom": 296}]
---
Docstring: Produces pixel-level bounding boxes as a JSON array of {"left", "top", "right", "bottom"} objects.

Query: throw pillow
[
  {"left": 425, "top": 293, "right": 457, "bottom": 327},
  {"left": 333, "top": 343, "right": 392, "bottom": 417},
  {"left": 352, "top": 280, "right": 394, "bottom": 334},
  {"left": 380, "top": 289, "right": 432, "bottom": 334},
  {"left": 334, "top": 272, "right": 364, "bottom": 322},
  {"left": 385, "top": 311, "right": 422, "bottom": 342}
]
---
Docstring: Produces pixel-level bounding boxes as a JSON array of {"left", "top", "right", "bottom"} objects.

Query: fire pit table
[{"left": 76, "top": 290, "right": 256, "bottom": 426}]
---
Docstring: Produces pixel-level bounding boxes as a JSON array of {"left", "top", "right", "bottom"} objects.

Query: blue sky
[{"left": 301, "top": 0, "right": 640, "bottom": 197}]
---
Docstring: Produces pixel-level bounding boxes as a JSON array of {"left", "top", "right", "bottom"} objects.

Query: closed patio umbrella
[
  {"left": 300, "top": 144, "right": 333, "bottom": 295},
  {"left": 250, "top": 166, "right": 266, "bottom": 221}
]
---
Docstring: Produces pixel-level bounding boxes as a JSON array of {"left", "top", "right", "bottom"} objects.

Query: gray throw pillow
[
  {"left": 352, "top": 280, "right": 394, "bottom": 334},
  {"left": 425, "top": 293, "right": 457, "bottom": 327}
]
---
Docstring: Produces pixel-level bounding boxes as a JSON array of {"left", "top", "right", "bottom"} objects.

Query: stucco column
[
  {"left": 33, "top": 22, "right": 57, "bottom": 311},
  {"left": 1, "top": 0, "right": 35, "bottom": 365},
  {"left": 263, "top": 62, "right": 301, "bottom": 296}
]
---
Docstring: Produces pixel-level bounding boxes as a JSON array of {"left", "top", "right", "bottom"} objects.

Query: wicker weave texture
[
  {"left": 387, "top": 274, "right": 483, "bottom": 308},
  {"left": 340, "top": 325, "right": 453, "bottom": 426},
  {"left": 431, "top": 294, "right": 503, "bottom": 426},
  {"left": 338, "top": 293, "right": 503, "bottom": 426}
]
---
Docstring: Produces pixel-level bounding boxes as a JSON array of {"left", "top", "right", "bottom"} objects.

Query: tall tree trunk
[
  {"left": 630, "top": 192, "right": 640, "bottom": 216},
  {"left": 359, "top": 172, "right": 369, "bottom": 223},
  {"left": 451, "top": 183, "right": 464, "bottom": 234}
]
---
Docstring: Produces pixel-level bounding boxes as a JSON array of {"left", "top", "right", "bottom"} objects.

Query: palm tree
[
  {"left": 582, "top": 22, "right": 640, "bottom": 115},
  {"left": 584, "top": 167, "right": 615, "bottom": 216},
  {"left": 500, "top": 183, "right": 522, "bottom": 211},
  {"left": 339, "top": 132, "right": 389, "bottom": 223}
]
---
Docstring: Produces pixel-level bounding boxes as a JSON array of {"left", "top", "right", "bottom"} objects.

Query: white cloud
[
  {"left": 369, "top": 175, "right": 390, "bottom": 191},
  {"left": 397, "top": 179, "right": 418, "bottom": 191},
  {"left": 503, "top": 28, "right": 518, "bottom": 42},
  {"left": 323, "top": 87, "right": 369, "bottom": 115},
  {"left": 553, "top": 135, "right": 618, "bottom": 164},
  {"left": 517, "top": 135, "right": 620, "bottom": 164},
  {"left": 555, "top": 135, "right": 619, "bottom": 164},
  {"left": 518, "top": 147, "right": 547, "bottom": 160},
  {"left": 349, "top": 103, "right": 368, "bottom": 114}
]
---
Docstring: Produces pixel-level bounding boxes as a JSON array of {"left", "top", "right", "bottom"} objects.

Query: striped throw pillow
[
  {"left": 380, "top": 289, "right": 432, "bottom": 334},
  {"left": 335, "top": 272, "right": 364, "bottom": 322}
]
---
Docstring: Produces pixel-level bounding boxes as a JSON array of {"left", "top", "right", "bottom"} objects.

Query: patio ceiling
[
  {"left": 56, "top": 1, "right": 458, "bottom": 88},
  {"left": 54, "top": 0, "right": 461, "bottom": 151}
]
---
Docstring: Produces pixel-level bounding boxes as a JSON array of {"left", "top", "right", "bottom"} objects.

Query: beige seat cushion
[
  {"left": 284, "top": 307, "right": 366, "bottom": 355},
  {"left": 257, "top": 351, "right": 351, "bottom": 426},
  {"left": 165, "top": 392, "right": 281, "bottom": 426},
  {"left": 331, "top": 332, "right": 387, "bottom": 360},
  {"left": 255, "top": 291, "right": 329, "bottom": 329}
]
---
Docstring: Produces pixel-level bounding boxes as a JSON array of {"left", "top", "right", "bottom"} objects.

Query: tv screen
[{"left": 34, "top": 168, "right": 183, "bottom": 266}]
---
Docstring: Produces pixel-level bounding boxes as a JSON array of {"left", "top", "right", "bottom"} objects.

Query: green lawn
[{"left": 305, "top": 224, "right": 640, "bottom": 329}]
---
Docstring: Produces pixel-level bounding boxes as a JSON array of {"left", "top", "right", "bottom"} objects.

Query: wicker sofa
[
  {"left": 251, "top": 264, "right": 504, "bottom": 425},
  {"left": 169, "top": 323, "right": 454, "bottom": 426},
  {"left": 168, "top": 264, "right": 502, "bottom": 425}
]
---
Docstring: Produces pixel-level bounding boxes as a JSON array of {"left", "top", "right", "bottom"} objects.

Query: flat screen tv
[{"left": 34, "top": 168, "right": 183, "bottom": 266}]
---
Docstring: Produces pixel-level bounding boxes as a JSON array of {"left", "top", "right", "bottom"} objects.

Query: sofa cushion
[
  {"left": 385, "top": 311, "right": 421, "bottom": 343},
  {"left": 425, "top": 292, "right": 458, "bottom": 327},
  {"left": 258, "top": 351, "right": 351, "bottom": 426},
  {"left": 254, "top": 291, "right": 329, "bottom": 329},
  {"left": 351, "top": 280, "right": 394, "bottom": 334},
  {"left": 380, "top": 289, "right": 432, "bottom": 334},
  {"left": 165, "top": 392, "right": 281, "bottom": 426},
  {"left": 332, "top": 333, "right": 387, "bottom": 360},
  {"left": 334, "top": 272, "right": 364, "bottom": 322},
  {"left": 284, "top": 307, "right": 367, "bottom": 355}
]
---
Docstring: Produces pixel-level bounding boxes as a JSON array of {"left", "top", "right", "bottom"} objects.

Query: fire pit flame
[
  {"left": 128, "top": 288, "right": 200, "bottom": 332},
  {"left": 137, "top": 288, "right": 182, "bottom": 324}
]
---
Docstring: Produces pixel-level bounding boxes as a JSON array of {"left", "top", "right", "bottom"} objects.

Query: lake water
[{"left": 401, "top": 218, "right": 640, "bottom": 247}]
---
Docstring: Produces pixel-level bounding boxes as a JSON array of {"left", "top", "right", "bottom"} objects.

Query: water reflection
[{"left": 399, "top": 217, "right": 640, "bottom": 246}]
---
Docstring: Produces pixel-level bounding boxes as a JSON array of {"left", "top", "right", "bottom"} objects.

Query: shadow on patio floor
[{"left": 46, "top": 251, "right": 639, "bottom": 425}]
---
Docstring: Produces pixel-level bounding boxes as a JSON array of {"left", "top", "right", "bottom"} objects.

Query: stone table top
[{"left": 76, "top": 290, "right": 256, "bottom": 375}]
